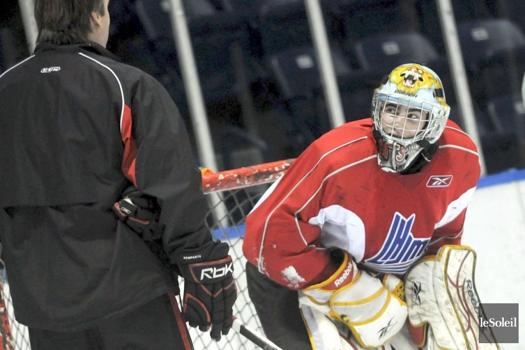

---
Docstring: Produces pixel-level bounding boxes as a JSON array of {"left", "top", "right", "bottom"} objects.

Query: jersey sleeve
[
  {"left": 428, "top": 125, "right": 481, "bottom": 255},
  {"left": 427, "top": 209, "right": 466, "bottom": 254},
  {"left": 128, "top": 74, "right": 212, "bottom": 262},
  {"left": 243, "top": 141, "right": 339, "bottom": 289}
]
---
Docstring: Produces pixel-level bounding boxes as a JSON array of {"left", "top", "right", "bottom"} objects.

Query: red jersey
[{"left": 243, "top": 118, "right": 480, "bottom": 289}]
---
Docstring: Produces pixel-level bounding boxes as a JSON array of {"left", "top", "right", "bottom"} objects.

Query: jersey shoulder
[
  {"left": 439, "top": 119, "right": 479, "bottom": 155},
  {"left": 312, "top": 118, "right": 376, "bottom": 157},
  {"left": 288, "top": 118, "right": 376, "bottom": 177},
  {"left": 434, "top": 119, "right": 481, "bottom": 185}
]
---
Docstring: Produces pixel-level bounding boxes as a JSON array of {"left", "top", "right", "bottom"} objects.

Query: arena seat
[
  {"left": 353, "top": 31, "right": 441, "bottom": 74},
  {"left": 457, "top": 18, "right": 525, "bottom": 104},
  {"left": 134, "top": 0, "right": 252, "bottom": 105}
]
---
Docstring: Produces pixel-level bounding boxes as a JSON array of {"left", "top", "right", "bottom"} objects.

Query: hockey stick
[{"left": 232, "top": 319, "right": 284, "bottom": 350}]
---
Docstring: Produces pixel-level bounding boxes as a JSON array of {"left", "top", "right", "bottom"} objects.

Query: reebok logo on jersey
[{"left": 426, "top": 175, "right": 453, "bottom": 188}]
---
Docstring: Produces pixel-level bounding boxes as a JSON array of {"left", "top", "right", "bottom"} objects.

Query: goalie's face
[
  {"left": 379, "top": 103, "right": 428, "bottom": 139},
  {"left": 373, "top": 98, "right": 433, "bottom": 173}
]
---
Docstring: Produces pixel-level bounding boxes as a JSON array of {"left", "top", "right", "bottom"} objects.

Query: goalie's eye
[
  {"left": 406, "top": 111, "right": 422, "bottom": 121},
  {"left": 383, "top": 103, "right": 398, "bottom": 115}
]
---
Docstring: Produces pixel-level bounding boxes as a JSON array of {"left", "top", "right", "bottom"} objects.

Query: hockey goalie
[{"left": 243, "top": 63, "right": 500, "bottom": 349}]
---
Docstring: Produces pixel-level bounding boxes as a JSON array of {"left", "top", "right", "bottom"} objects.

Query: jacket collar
[{"left": 34, "top": 42, "right": 120, "bottom": 61}]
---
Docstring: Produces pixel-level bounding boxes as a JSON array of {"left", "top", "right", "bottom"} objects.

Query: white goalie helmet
[{"left": 372, "top": 63, "right": 450, "bottom": 173}]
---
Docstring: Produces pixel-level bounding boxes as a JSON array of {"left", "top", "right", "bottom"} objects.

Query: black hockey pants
[
  {"left": 28, "top": 294, "right": 193, "bottom": 350},
  {"left": 246, "top": 262, "right": 312, "bottom": 350}
]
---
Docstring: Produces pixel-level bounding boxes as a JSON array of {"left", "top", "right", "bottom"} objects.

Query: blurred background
[{"left": 2, "top": 0, "right": 524, "bottom": 174}]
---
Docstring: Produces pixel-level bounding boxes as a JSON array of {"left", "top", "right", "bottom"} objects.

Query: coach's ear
[
  {"left": 89, "top": 8, "right": 104, "bottom": 31},
  {"left": 87, "top": 1, "right": 110, "bottom": 47}
]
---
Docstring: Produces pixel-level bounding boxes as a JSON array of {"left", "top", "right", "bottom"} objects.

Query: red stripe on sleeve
[{"left": 120, "top": 104, "right": 137, "bottom": 186}]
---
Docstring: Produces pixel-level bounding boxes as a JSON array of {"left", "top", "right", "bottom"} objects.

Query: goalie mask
[{"left": 372, "top": 63, "right": 450, "bottom": 173}]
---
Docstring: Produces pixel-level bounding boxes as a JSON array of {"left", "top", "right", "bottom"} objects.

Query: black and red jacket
[{"left": 0, "top": 42, "right": 212, "bottom": 330}]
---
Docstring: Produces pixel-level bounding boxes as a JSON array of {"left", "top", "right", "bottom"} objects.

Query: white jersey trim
[
  {"left": 78, "top": 52, "right": 125, "bottom": 133},
  {"left": 434, "top": 187, "right": 476, "bottom": 229},
  {"left": 438, "top": 144, "right": 479, "bottom": 157},
  {"left": 250, "top": 176, "right": 282, "bottom": 213},
  {"left": 444, "top": 125, "right": 470, "bottom": 137},
  {"left": 364, "top": 258, "right": 423, "bottom": 274},
  {"left": 256, "top": 136, "right": 369, "bottom": 272},
  {"left": 0, "top": 55, "right": 35, "bottom": 79}
]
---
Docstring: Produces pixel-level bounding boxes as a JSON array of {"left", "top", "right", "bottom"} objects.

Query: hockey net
[{"left": 0, "top": 159, "right": 293, "bottom": 350}]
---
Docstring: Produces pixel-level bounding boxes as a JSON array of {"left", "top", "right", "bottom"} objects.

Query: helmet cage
[
  {"left": 372, "top": 92, "right": 449, "bottom": 146},
  {"left": 372, "top": 92, "right": 449, "bottom": 173},
  {"left": 371, "top": 63, "right": 450, "bottom": 173}
]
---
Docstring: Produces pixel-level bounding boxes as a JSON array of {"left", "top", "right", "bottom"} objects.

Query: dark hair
[{"left": 34, "top": 0, "right": 105, "bottom": 45}]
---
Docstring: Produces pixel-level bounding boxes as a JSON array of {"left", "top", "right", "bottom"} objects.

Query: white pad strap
[{"left": 405, "top": 245, "right": 500, "bottom": 349}]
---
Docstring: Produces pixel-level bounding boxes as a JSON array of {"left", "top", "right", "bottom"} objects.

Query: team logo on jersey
[
  {"left": 364, "top": 213, "right": 430, "bottom": 274},
  {"left": 426, "top": 175, "right": 453, "bottom": 188}
]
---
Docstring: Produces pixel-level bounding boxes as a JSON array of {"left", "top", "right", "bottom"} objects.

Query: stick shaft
[{"left": 232, "top": 319, "right": 283, "bottom": 350}]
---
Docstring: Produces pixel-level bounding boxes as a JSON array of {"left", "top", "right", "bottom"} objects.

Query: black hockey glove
[
  {"left": 176, "top": 241, "right": 237, "bottom": 341},
  {"left": 112, "top": 189, "right": 163, "bottom": 241}
]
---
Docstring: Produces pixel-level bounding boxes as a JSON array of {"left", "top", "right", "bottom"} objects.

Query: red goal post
[{"left": 0, "top": 159, "right": 294, "bottom": 350}]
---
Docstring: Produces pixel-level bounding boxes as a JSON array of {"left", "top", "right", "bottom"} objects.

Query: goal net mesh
[{"left": 0, "top": 159, "right": 293, "bottom": 350}]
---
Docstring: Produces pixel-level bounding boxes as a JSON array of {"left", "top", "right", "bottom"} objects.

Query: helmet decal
[
  {"left": 399, "top": 66, "right": 424, "bottom": 88},
  {"left": 388, "top": 64, "right": 448, "bottom": 106}
]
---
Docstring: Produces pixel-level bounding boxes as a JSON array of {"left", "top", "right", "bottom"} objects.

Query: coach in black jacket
[{"left": 0, "top": 0, "right": 236, "bottom": 348}]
